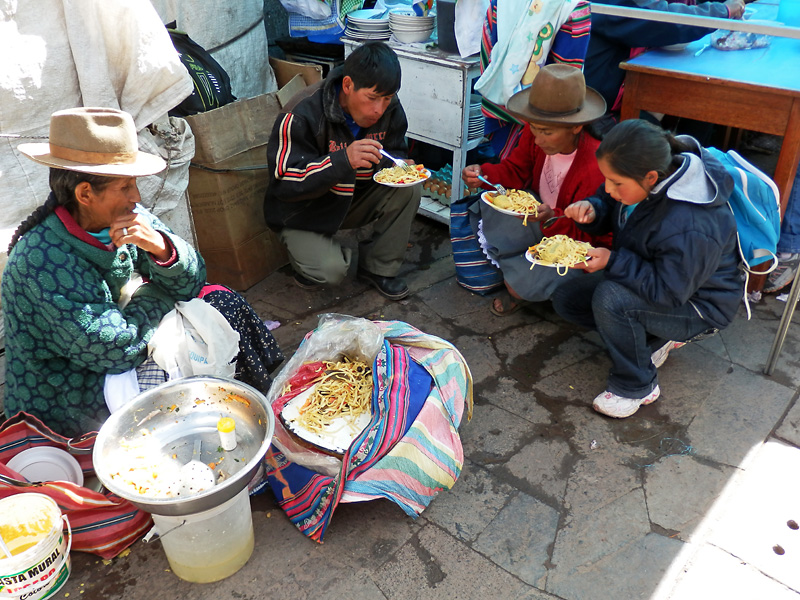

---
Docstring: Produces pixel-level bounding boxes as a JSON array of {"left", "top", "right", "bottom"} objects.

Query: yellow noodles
[
  {"left": 296, "top": 358, "right": 373, "bottom": 434},
  {"left": 374, "top": 164, "right": 428, "bottom": 185},
  {"left": 529, "top": 234, "right": 593, "bottom": 276},
  {"left": 488, "top": 190, "right": 541, "bottom": 225}
]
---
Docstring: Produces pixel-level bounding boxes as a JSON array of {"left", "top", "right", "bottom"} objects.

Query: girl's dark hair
[
  {"left": 596, "top": 119, "right": 693, "bottom": 183},
  {"left": 343, "top": 41, "right": 401, "bottom": 96},
  {"left": 8, "top": 168, "right": 113, "bottom": 252}
]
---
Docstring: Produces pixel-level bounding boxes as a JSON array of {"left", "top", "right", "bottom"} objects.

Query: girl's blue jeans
[{"left": 552, "top": 273, "right": 713, "bottom": 398}]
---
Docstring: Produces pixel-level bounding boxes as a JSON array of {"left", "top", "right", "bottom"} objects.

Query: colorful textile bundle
[{"left": 265, "top": 320, "right": 472, "bottom": 542}]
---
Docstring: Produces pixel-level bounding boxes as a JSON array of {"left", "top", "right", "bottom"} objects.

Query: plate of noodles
[
  {"left": 280, "top": 358, "right": 374, "bottom": 456},
  {"left": 374, "top": 164, "right": 430, "bottom": 187},
  {"left": 525, "top": 234, "right": 593, "bottom": 276},
  {"left": 481, "top": 190, "right": 542, "bottom": 226}
]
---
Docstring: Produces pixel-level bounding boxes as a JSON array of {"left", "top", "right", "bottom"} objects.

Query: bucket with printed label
[{"left": 0, "top": 494, "right": 72, "bottom": 600}]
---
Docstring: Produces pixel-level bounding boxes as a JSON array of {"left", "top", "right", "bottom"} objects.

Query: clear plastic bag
[
  {"left": 711, "top": 21, "right": 775, "bottom": 51},
  {"left": 266, "top": 314, "right": 384, "bottom": 476}
]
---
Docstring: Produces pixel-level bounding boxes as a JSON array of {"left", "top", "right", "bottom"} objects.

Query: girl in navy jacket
[{"left": 552, "top": 119, "right": 742, "bottom": 418}]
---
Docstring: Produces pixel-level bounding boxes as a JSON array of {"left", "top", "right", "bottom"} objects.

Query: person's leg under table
[{"left": 766, "top": 163, "right": 800, "bottom": 293}]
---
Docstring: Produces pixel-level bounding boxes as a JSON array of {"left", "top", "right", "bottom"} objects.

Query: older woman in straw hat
[
  {"left": 3, "top": 107, "right": 282, "bottom": 437},
  {"left": 462, "top": 64, "right": 611, "bottom": 316}
]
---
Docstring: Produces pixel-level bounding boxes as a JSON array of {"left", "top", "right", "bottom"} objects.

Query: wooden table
[{"left": 619, "top": 1, "right": 800, "bottom": 213}]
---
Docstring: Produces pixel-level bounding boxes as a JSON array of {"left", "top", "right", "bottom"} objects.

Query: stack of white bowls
[
  {"left": 468, "top": 94, "right": 484, "bottom": 141},
  {"left": 389, "top": 9, "right": 435, "bottom": 44},
  {"left": 345, "top": 9, "right": 391, "bottom": 40}
]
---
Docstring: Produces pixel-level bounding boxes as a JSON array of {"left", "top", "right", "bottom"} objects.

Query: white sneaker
[
  {"left": 592, "top": 386, "right": 661, "bottom": 418},
  {"left": 651, "top": 341, "right": 686, "bottom": 369}
]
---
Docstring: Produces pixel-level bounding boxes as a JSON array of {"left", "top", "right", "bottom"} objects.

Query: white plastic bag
[
  {"left": 279, "top": 0, "right": 331, "bottom": 20},
  {"left": 149, "top": 298, "right": 240, "bottom": 379}
]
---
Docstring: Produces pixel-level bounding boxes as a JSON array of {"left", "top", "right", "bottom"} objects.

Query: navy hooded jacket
[{"left": 577, "top": 135, "right": 743, "bottom": 329}]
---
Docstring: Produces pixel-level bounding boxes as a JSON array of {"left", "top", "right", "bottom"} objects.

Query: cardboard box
[
  {"left": 269, "top": 56, "right": 323, "bottom": 88},
  {"left": 183, "top": 69, "right": 311, "bottom": 290},
  {"left": 186, "top": 94, "right": 281, "bottom": 165},
  {"left": 202, "top": 229, "right": 288, "bottom": 291},
  {"left": 187, "top": 146, "right": 271, "bottom": 251}
]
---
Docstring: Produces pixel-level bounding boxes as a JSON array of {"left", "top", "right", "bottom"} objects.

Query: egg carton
[{"left": 422, "top": 176, "right": 453, "bottom": 205}]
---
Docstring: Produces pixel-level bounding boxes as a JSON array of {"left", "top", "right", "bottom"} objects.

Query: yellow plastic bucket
[{"left": 0, "top": 494, "right": 72, "bottom": 600}]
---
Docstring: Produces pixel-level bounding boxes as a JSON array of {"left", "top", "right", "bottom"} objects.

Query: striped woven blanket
[{"left": 265, "top": 320, "right": 472, "bottom": 542}]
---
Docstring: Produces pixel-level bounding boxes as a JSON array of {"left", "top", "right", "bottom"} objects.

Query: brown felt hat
[
  {"left": 18, "top": 107, "right": 165, "bottom": 177},
  {"left": 506, "top": 64, "right": 606, "bottom": 126}
]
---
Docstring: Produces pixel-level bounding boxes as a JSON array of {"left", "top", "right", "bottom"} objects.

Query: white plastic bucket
[
  {"left": 150, "top": 488, "right": 253, "bottom": 583},
  {"left": 0, "top": 494, "right": 72, "bottom": 600}
]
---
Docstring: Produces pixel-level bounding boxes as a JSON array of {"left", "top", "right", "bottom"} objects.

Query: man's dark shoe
[
  {"left": 294, "top": 272, "right": 321, "bottom": 290},
  {"left": 357, "top": 269, "right": 410, "bottom": 300}
]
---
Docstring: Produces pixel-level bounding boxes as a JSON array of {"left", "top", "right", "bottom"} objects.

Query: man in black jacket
[{"left": 264, "top": 42, "right": 420, "bottom": 300}]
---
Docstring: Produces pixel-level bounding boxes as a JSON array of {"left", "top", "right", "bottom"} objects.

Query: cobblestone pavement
[{"left": 3, "top": 215, "right": 800, "bottom": 600}]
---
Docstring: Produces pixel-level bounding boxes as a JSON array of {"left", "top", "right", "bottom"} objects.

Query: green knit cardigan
[{"left": 2, "top": 206, "right": 205, "bottom": 437}]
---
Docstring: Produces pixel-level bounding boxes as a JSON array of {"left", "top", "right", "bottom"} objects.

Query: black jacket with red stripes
[{"left": 263, "top": 66, "right": 410, "bottom": 235}]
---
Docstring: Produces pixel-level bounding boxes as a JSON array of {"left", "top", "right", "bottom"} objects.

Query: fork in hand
[
  {"left": 380, "top": 149, "right": 414, "bottom": 173},
  {"left": 477, "top": 174, "right": 508, "bottom": 196}
]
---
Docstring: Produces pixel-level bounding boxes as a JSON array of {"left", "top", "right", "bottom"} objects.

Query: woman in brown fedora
[
  {"left": 462, "top": 64, "right": 611, "bottom": 315},
  {"left": 2, "top": 107, "right": 282, "bottom": 437}
]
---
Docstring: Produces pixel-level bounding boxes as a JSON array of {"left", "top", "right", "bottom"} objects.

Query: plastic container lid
[{"left": 6, "top": 447, "right": 84, "bottom": 486}]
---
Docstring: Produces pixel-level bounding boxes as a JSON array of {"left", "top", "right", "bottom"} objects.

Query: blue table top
[{"left": 625, "top": 0, "right": 800, "bottom": 94}]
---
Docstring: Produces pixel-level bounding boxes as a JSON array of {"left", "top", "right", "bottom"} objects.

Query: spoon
[
  {"left": 541, "top": 215, "right": 567, "bottom": 229},
  {"left": 694, "top": 43, "right": 711, "bottom": 57}
]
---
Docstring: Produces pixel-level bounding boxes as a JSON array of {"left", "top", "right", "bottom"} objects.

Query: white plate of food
[
  {"left": 280, "top": 359, "right": 374, "bottom": 456},
  {"left": 525, "top": 234, "right": 593, "bottom": 275},
  {"left": 373, "top": 164, "right": 431, "bottom": 187},
  {"left": 480, "top": 190, "right": 542, "bottom": 224}
]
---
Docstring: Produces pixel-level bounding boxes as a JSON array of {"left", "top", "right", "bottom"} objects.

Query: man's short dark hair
[{"left": 343, "top": 42, "right": 401, "bottom": 96}]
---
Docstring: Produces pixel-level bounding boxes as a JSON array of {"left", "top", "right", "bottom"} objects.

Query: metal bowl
[{"left": 93, "top": 376, "right": 275, "bottom": 516}]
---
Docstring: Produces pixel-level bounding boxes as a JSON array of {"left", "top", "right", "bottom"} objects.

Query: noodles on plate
[
  {"left": 528, "top": 234, "right": 593, "bottom": 276},
  {"left": 487, "top": 190, "right": 541, "bottom": 225},
  {"left": 293, "top": 358, "right": 373, "bottom": 434},
  {"left": 374, "top": 164, "right": 428, "bottom": 185}
]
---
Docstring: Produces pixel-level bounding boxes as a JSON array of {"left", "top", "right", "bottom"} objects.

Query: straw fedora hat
[
  {"left": 506, "top": 64, "right": 606, "bottom": 126},
  {"left": 18, "top": 107, "right": 166, "bottom": 177}
]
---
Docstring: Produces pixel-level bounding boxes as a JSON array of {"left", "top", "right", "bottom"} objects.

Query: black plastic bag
[{"left": 166, "top": 22, "right": 236, "bottom": 117}]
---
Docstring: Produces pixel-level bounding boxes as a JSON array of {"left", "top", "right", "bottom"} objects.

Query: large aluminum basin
[{"left": 93, "top": 376, "right": 274, "bottom": 516}]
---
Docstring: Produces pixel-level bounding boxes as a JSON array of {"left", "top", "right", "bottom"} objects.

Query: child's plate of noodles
[
  {"left": 481, "top": 190, "right": 541, "bottom": 225},
  {"left": 525, "top": 234, "right": 593, "bottom": 276},
  {"left": 374, "top": 164, "right": 431, "bottom": 187},
  {"left": 281, "top": 383, "right": 372, "bottom": 456}
]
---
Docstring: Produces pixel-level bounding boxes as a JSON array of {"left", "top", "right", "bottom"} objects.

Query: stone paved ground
[{"left": 2, "top": 215, "right": 800, "bottom": 600}]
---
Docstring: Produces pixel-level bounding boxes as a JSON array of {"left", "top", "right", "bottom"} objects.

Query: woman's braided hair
[{"left": 8, "top": 168, "right": 113, "bottom": 253}]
